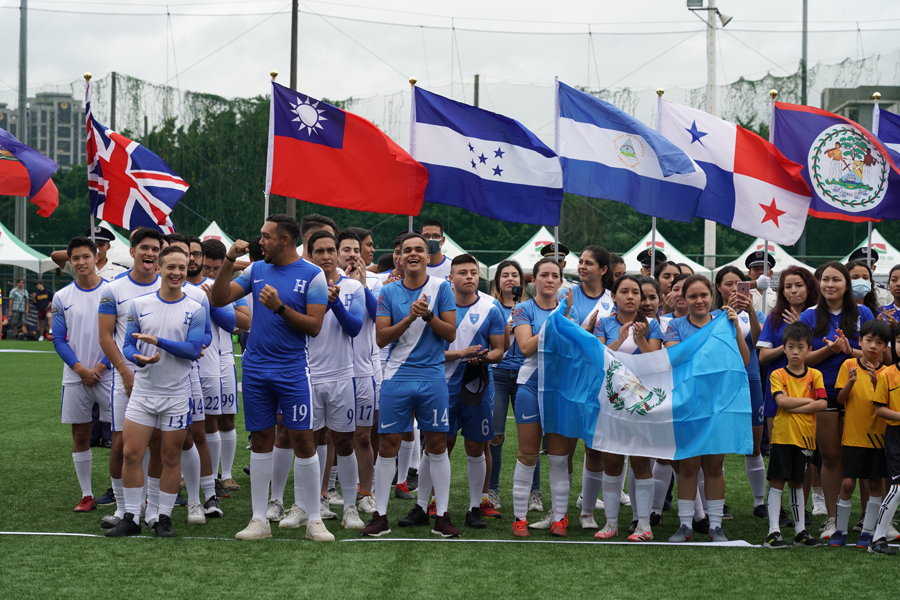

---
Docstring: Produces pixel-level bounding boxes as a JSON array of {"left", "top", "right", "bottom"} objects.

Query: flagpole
[
  {"left": 762, "top": 89, "right": 779, "bottom": 309},
  {"left": 85, "top": 72, "right": 96, "bottom": 244},
  {"left": 265, "top": 70, "right": 278, "bottom": 220},
  {"left": 409, "top": 77, "right": 417, "bottom": 233},
  {"left": 868, "top": 92, "right": 881, "bottom": 269},
  {"left": 649, "top": 88, "right": 666, "bottom": 277},
  {"left": 553, "top": 76, "right": 560, "bottom": 262}
]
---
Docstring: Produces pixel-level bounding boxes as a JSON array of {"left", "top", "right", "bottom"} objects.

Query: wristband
[
  {"left": 225, "top": 255, "right": 236, "bottom": 262},
  {"left": 275, "top": 304, "right": 287, "bottom": 316},
  {"left": 113, "top": 360, "right": 124, "bottom": 370}
]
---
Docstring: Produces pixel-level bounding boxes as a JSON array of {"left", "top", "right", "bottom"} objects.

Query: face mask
[
  {"left": 426, "top": 239, "right": 441, "bottom": 255},
  {"left": 851, "top": 279, "right": 871, "bottom": 299}
]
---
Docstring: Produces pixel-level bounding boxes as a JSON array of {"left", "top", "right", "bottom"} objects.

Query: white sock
[
  {"left": 549, "top": 455, "right": 571, "bottom": 522},
  {"left": 836, "top": 497, "right": 853, "bottom": 533},
  {"left": 745, "top": 453, "right": 766, "bottom": 507},
  {"left": 181, "top": 445, "right": 201, "bottom": 504},
  {"left": 374, "top": 455, "right": 395, "bottom": 515},
  {"left": 430, "top": 451, "right": 451, "bottom": 516},
  {"left": 270, "top": 446, "right": 294, "bottom": 503},
  {"left": 707, "top": 499, "right": 724, "bottom": 530},
  {"left": 205, "top": 432, "right": 221, "bottom": 479},
  {"left": 410, "top": 427, "right": 421, "bottom": 470},
  {"left": 635, "top": 478, "right": 653, "bottom": 525},
  {"left": 627, "top": 466, "right": 637, "bottom": 509},
  {"left": 697, "top": 469, "right": 708, "bottom": 511},
  {"left": 292, "top": 456, "right": 306, "bottom": 511},
  {"left": 112, "top": 477, "right": 125, "bottom": 519},
  {"left": 329, "top": 465, "right": 338, "bottom": 490},
  {"left": 678, "top": 499, "right": 694, "bottom": 528},
  {"left": 142, "top": 448, "right": 150, "bottom": 500},
  {"left": 249, "top": 451, "right": 273, "bottom": 521},
  {"left": 146, "top": 477, "right": 160, "bottom": 524},
  {"left": 336, "top": 453, "right": 359, "bottom": 511},
  {"left": 621, "top": 461, "right": 629, "bottom": 494},
  {"left": 581, "top": 462, "right": 589, "bottom": 499},
  {"left": 694, "top": 490, "right": 705, "bottom": 520},
  {"left": 875, "top": 486, "right": 900, "bottom": 541},
  {"left": 316, "top": 444, "right": 328, "bottom": 490},
  {"left": 790, "top": 487, "right": 805, "bottom": 533},
  {"left": 652, "top": 462, "right": 673, "bottom": 514},
  {"left": 417, "top": 453, "right": 433, "bottom": 510},
  {"left": 767, "top": 487, "right": 783, "bottom": 534},
  {"left": 295, "top": 455, "right": 322, "bottom": 522},
  {"left": 864, "top": 496, "right": 882, "bottom": 534},
  {"left": 201, "top": 475, "right": 216, "bottom": 502},
  {"left": 602, "top": 472, "right": 624, "bottom": 524},
  {"left": 466, "top": 454, "right": 486, "bottom": 510},
  {"left": 158, "top": 491, "right": 177, "bottom": 518},
  {"left": 513, "top": 461, "right": 536, "bottom": 520},
  {"left": 397, "top": 440, "right": 415, "bottom": 485},
  {"left": 219, "top": 429, "right": 237, "bottom": 480},
  {"left": 580, "top": 469, "right": 603, "bottom": 515},
  {"left": 568, "top": 469, "right": 574, "bottom": 489},
  {"left": 123, "top": 486, "right": 143, "bottom": 523},
  {"left": 72, "top": 450, "right": 93, "bottom": 497}
]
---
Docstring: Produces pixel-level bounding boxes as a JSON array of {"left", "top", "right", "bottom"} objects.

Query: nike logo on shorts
[
  {"left": 380, "top": 421, "right": 398, "bottom": 429},
  {"left": 522, "top": 413, "right": 539, "bottom": 420}
]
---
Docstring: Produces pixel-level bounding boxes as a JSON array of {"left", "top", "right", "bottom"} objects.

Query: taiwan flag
[
  {"left": 0, "top": 127, "right": 59, "bottom": 217},
  {"left": 266, "top": 81, "right": 428, "bottom": 216}
]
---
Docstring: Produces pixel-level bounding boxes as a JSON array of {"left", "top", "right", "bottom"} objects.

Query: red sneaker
[
  {"left": 74, "top": 496, "right": 96, "bottom": 513},
  {"left": 550, "top": 515, "right": 569, "bottom": 538},
  {"left": 512, "top": 518, "right": 530, "bottom": 538},
  {"left": 428, "top": 499, "right": 437, "bottom": 518},
  {"left": 394, "top": 481, "right": 415, "bottom": 500},
  {"left": 480, "top": 499, "right": 502, "bottom": 519},
  {"left": 432, "top": 512, "right": 461, "bottom": 538}
]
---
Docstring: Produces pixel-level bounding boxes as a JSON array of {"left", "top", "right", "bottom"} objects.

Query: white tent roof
[
  {"left": 101, "top": 221, "right": 134, "bottom": 269},
  {"left": 0, "top": 220, "right": 53, "bottom": 274},
  {"left": 200, "top": 221, "right": 235, "bottom": 248},
  {"left": 840, "top": 228, "right": 900, "bottom": 280},
  {"left": 620, "top": 231, "right": 711, "bottom": 279},
  {"left": 488, "top": 226, "right": 579, "bottom": 280},
  {"left": 439, "top": 232, "right": 488, "bottom": 280},
  {"left": 716, "top": 238, "right": 814, "bottom": 277}
]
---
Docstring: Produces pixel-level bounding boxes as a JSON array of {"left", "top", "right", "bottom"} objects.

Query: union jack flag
[{"left": 85, "top": 81, "right": 187, "bottom": 233}]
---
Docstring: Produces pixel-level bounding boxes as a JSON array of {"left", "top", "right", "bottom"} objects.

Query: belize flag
[
  {"left": 267, "top": 81, "right": 428, "bottom": 216},
  {"left": 413, "top": 86, "right": 563, "bottom": 225},
  {"left": 0, "top": 127, "right": 59, "bottom": 217},
  {"left": 773, "top": 102, "right": 900, "bottom": 223},
  {"left": 659, "top": 100, "right": 812, "bottom": 245},
  {"left": 557, "top": 82, "right": 706, "bottom": 223},
  {"left": 538, "top": 311, "right": 752, "bottom": 459},
  {"left": 878, "top": 105, "right": 900, "bottom": 155}
]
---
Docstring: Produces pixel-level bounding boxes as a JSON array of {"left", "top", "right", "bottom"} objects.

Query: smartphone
[
  {"left": 512, "top": 286, "right": 523, "bottom": 302},
  {"left": 736, "top": 281, "right": 752, "bottom": 298}
]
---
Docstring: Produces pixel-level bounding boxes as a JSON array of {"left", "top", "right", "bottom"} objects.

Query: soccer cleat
[
  {"left": 820, "top": 517, "right": 837, "bottom": 540},
  {"left": 805, "top": 509, "right": 814, "bottom": 527},
  {"left": 579, "top": 513, "right": 598, "bottom": 530},
  {"left": 394, "top": 481, "right": 415, "bottom": 500},
  {"left": 812, "top": 493, "right": 827, "bottom": 516},
  {"left": 528, "top": 491, "right": 544, "bottom": 512},
  {"left": 828, "top": 530, "right": 848, "bottom": 546},
  {"left": 432, "top": 513, "right": 462, "bottom": 538},
  {"left": 407, "top": 468, "right": 419, "bottom": 492},
  {"left": 869, "top": 537, "right": 897, "bottom": 555},
  {"left": 486, "top": 489, "right": 501, "bottom": 509},
  {"left": 320, "top": 497, "right": 338, "bottom": 520},
  {"left": 668, "top": 524, "right": 694, "bottom": 543},
  {"left": 466, "top": 507, "right": 488, "bottom": 529},
  {"left": 628, "top": 520, "right": 638, "bottom": 534},
  {"left": 155, "top": 514, "right": 176, "bottom": 538},
  {"left": 222, "top": 478, "right": 241, "bottom": 491},
  {"left": 203, "top": 496, "right": 223, "bottom": 518},
  {"left": 480, "top": 499, "right": 502, "bottom": 519},
  {"left": 779, "top": 507, "right": 794, "bottom": 529},
  {"left": 620, "top": 491, "right": 631, "bottom": 507},
  {"left": 175, "top": 491, "right": 187, "bottom": 507},
  {"left": 764, "top": 531, "right": 789, "bottom": 549},
  {"left": 853, "top": 515, "right": 865, "bottom": 533},
  {"left": 327, "top": 488, "right": 343, "bottom": 506},
  {"left": 100, "top": 515, "right": 121, "bottom": 530},
  {"left": 96, "top": 487, "right": 116, "bottom": 505},
  {"left": 104, "top": 513, "right": 141, "bottom": 537},
  {"left": 528, "top": 514, "right": 553, "bottom": 530},
  {"left": 398, "top": 504, "right": 430, "bottom": 528},
  {"left": 358, "top": 495, "right": 377, "bottom": 514},
  {"left": 628, "top": 523, "right": 653, "bottom": 542},
  {"left": 550, "top": 516, "right": 569, "bottom": 538},
  {"left": 428, "top": 499, "right": 437, "bottom": 518},
  {"left": 856, "top": 532, "right": 874, "bottom": 549},
  {"left": 342, "top": 505, "right": 365, "bottom": 530},
  {"left": 709, "top": 526, "right": 729, "bottom": 542},
  {"left": 305, "top": 519, "right": 335, "bottom": 542},
  {"left": 723, "top": 505, "right": 734, "bottom": 521},
  {"left": 794, "top": 530, "right": 823, "bottom": 547},
  {"left": 187, "top": 501, "right": 206, "bottom": 524},
  {"left": 214, "top": 479, "right": 229, "bottom": 499},
  {"left": 243, "top": 465, "right": 251, "bottom": 475},
  {"left": 279, "top": 504, "right": 308, "bottom": 529},
  {"left": 752, "top": 504, "right": 767, "bottom": 518},
  {"left": 512, "top": 518, "right": 530, "bottom": 538},
  {"left": 74, "top": 496, "right": 96, "bottom": 513},
  {"left": 361, "top": 512, "right": 392, "bottom": 537},
  {"left": 594, "top": 522, "right": 618, "bottom": 539},
  {"left": 576, "top": 493, "right": 583, "bottom": 508},
  {"left": 650, "top": 512, "right": 663, "bottom": 526},
  {"left": 235, "top": 518, "right": 272, "bottom": 540},
  {"left": 692, "top": 516, "right": 710, "bottom": 535},
  {"left": 886, "top": 521, "right": 900, "bottom": 542},
  {"left": 266, "top": 499, "right": 285, "bottom": 522}
]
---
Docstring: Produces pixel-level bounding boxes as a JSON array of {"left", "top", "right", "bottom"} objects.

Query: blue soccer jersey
[
  {"left": 235, "top": 258, "right": 328, "bottom": 371},
  {"left": 594, "top": 314, "right": 662, "bottom": 355},
  {"left": 880, "top": 302, "right": 900, "bottom": 323},
  {"left": 556, "top": 284, "right": 614, "bottom": 328},
  {"left": 757, "top": 313, "right": 790, "bottom": 401},
  {"left": 512, "top": 298, "right": 558, "bottom": 388},
  {"left": 377, "top": 275, "right": 455, "bottom": 381},
  {"left": 664, "top": 310, "right": 723, "bottom": 344},
  {"left": 445, "top": 294, "right": 506, "bottom": 392},
  {"left": 736, "top": 309, "right": 766, "bottom": 381},
  {"left": 799, "top": 305, "right": 874, "bottom": 389},
  {"left": 493, "top": 298, "right": 523, "bottom": 371}
]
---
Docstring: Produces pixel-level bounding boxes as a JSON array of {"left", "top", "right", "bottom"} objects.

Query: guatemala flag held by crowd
[
  {"left": 0, "top": 127, "right": 59, "bottom": 216},
  {"left": 773, "top": 102, "right": 900, "bottom": 223},
  {"left": 556, "top": 82, "right": 706, "bottom": 223},
  {"left": 658, "top": 99, "right": 811, "bottom": 245},
  {"left": 538, "top": 311, "right": 752, "bottom": 460},
  {"left": 413, "top": 86, "right": 563, "bottom": 225},
  {"left": 86, "top": 81, "right": 184, "bottom": 233}
]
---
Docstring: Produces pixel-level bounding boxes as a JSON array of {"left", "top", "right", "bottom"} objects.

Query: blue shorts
[
  {"left": 763, "top": 383, "right": 778, "bottom": 419},
  {"left": 448, "top": 390, "right": 495, "bottom": 442},
  {"left": 379, "top": 378, "right": 449, "bottom": 434},
  {"left": 242, "top": 368, "right": 313, "bottom": 432},
  {"left": 749, "top": 379, "right": 764, "bottom": 427},
  {"left": 515, "top": 384, "right": 541, "bottom": 425}
]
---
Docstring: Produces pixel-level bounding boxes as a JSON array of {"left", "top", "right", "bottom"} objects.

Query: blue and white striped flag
[{"left": 538, "top": 311, "right": 752, "bottom": 459}]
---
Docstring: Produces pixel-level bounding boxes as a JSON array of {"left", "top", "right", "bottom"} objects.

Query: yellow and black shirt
[
  {"left": 874, "top": 365, "right": 900, "bottom": 427},
  {"left": 836, "top": 358, "right": 888, "bottom": 448},
  {"left": 770, "top": 366, "right": 826, "bottom": 450}
]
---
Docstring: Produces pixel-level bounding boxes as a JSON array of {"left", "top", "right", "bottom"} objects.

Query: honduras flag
[
  {"left": 538, "top": 311, "right": 752, "bottom": 459},
  {"left": 413, "top": 87, "right": 563, "bottom": 225},
  {"left": 557, "top": 82, "right": 706, "bottom": 223}
]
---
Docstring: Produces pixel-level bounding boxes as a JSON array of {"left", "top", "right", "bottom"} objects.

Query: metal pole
[
  {"left": 110, "top": 71, "right": 116, "bottom": 131},
  {"left": 553, "top": 76, "right": 560, "bottom": 262},
  {"left": 702, "top": 0, "right": 717, "bottom": 271},
  {"left": 796, "top": 0, "right": 809, "bottom": 258},
  {"left": 409, "top": 77, "right": 417, "bottom": 233},
  {"left": 869, "top": 92, "right": 880, "bottom": 269},
  {"left": 14, "top": 0, "right": 28, "bottom": 283},
  {"left": 265, "top": 70, "right": 278, "bottom": 220},
  {"left": 286, "top": 0, "right": 299, "bottom": 220},
  {"left": 651, "top": 88, "right": 665, "bottom": 278},
  {"left": 763, "top": 89, "right": 780, "bottom": 310},
  {"left": 473, "top": 73, "right": 479, "bottom": 108}
]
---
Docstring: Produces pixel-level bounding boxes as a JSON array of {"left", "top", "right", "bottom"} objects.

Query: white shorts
[
  {"left": 354, "top": 375, "right": 377, "bottom": 427},
  {"left": 60, "top": 378, "right": 113, "bottom": 425},
  {"left": 125, "top": 394, "right": 191, "bottom": 431},
  {"left": 202, "top": 376, "right": 223, "bottom": 416},
  {"left": 111, "top": 371, "right": 136, "bottom": 432},
  {"left": 190, "top": 364, "right": 204, "bottom": 422},
  {"left": 220, "top": 362, "right": 239, "bottom": 415},
  {"left": 312, "top": 378, "right": 356, "bottom": 433}
]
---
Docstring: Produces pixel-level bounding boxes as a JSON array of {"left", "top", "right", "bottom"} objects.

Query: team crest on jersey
[
  {"left": 469, "top": 313, "right": 480, "bottom": 325},
  {"left": 809, "top": 124, "right": 890, "bottom": 213},
  {"left": 602, "top": 302, "right": 610, "bottom": 311},
  {"left": 741, "top": 315, "right": 748, "bottom": 323},
  {"left": 605, "top": 360, "right": 667, "bottom": 416}
]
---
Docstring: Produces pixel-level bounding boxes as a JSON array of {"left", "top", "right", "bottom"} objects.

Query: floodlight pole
[
  {"left": 15, "top": 0, "right": 28, "bottom": 282},
  {"left": 702, "top": 0, "right": 717, "bottom": 271},
  {"left": 286, "top": 0, "right": 299, "bottom": 219}
]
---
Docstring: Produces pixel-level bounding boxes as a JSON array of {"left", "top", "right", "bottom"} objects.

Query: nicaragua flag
[
  {"left": 659, "top": 100, "right": 812, "bottom": 245},
  {"left": 0, "top": 127, "right": 59, "bottom": 217},
  {"left": 878, "top": 105, "right": 900, "bottom": 155},
  {"left": 538, "top": 311, "right": 752, "bottom": 459},
  {"left": 413, "top": 87, "right": 563, "bottom": 225},
  {"left": 557, "top": 82, "right": 705, "bottom": 223}
]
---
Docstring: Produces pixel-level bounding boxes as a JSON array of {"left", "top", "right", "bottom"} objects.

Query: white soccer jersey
[
  {"left": 98, "top": 271, "right": 161, "bottom": 383},
  {"left": 352, "top": 273, "right": 382, "bottom": 378},
  {"left": 427, "top": 256, "right": 452, "bottom": 283},
  {"left": 308, "top": 275, "right": 365, "bottom": 384},
  {"left": 52, "top": 280, "right": 111, "bottom": 386},
  {"left": 191, "top": 277, "right": 234, "bottom": 378},
  {"left": 124, "top": 292, "right": 206, "bottom": 397}
]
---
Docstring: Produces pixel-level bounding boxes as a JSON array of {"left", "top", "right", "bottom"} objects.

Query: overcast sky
[{"left": 1, "top": 0, "right": 898, "bottom": 109}]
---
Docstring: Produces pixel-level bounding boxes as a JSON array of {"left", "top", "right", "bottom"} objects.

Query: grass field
[{"left": 1, "top": 339, "right": 896, "bottom": 600}]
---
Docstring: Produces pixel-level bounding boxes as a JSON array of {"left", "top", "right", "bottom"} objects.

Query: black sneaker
[
  {"left": 407, "top": 468, "right": 419, "bottom": 492},
  {"left": 243, "top": 464, "right": 250, "bottom": 476},
  {"left": 752, "top": 504, "right": 767, "bottom": 518},
  {"left": 175, "top": 491, "right": 187, "bottom": 507},
  {"left": 723, "top": 504, "right": 734, "bottom": 520},
  {"left": 763, "top": 531, "right": 789, "bottom": 549},
  {"left": 399, "top": 504, "right": 430, "bottom": 528},
  {"left": 692, "top": 515, "right": 710, "bottom": 535},
  {"left": 794, "top": 530, "right": 823, "bottom": 547},
  {"left": 214, "top": 479, "right": 230, "bottom": 499},
  {"left": 101, "top": 439, "right": 112, "bottom": 449},
  {"left": 96, "top": 487, "right": 116, "bottom": 506},
  {"left": 869, "top": 537, "right": 898, "bottom": 555},
  {"left": 104, "top": 513, "right": 141, "bottom": 537},
  {"left": 155, "top": 514, "right": 176, "bottom": 537},
  {"left": 650, "top": 512, "right": 663, "bottom": 526},
  {"left": 805, "top": 509, "right": 814, "bottom": 526},
  {"left": 853, "top": 515, "right": 865, "bottom": 533},
  {"left": 203, "top": 496, "right": 223, "bottom": 518},
  {"left": 465, "top": 507, "right": 487, "bottom": 529},
  {"left": 432, "top": 512, "right": 462, "bottom": 538},
  {"left": 628, "top": 519, "right": 638, "bottom": 534},
  {"left": 394, "top": 482, "right": 415, "bottom": 500},
  {"left": 361, "top": 512, "right": 391, "bottom": 537},
  {"left": 779, "top": 507, "right": 794, "bottom": 529}
]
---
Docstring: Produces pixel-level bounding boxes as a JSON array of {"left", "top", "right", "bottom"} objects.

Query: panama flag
[
  {"left": 538, "top": 311, "right": 752, "bottom": 459},
  {"left": 658, "top": 100, "right": 811, "bottom": 245},
  {"left": 557, "top": 82, "right": 706, "bottom": 223}
]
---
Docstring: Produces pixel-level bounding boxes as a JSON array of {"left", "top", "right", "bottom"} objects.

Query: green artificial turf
[{"left": 1, "top": 340, "right": 896, "bottom": 599}]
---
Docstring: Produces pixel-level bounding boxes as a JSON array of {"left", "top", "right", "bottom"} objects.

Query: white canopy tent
[
  {"left": 0, "top": 220, "right": 53, "bottom": 273},
  {"left": 200, "top": 221, "right": 235, "bottom": 248},
  {"left": 488, "top": 226, "right": 579, "bottom": 280},
  {"left": 40, "top": 219, "right": 134, "bottom": 272},
  {"left": 620, "top": 231, "right": 710, "bottom": 279},
  {"left": 439, "top": 232, "right": 488, "bottom": 280},
  {"left": 716, "top": 239, "right": 814, "bottom": 278},
  {"left": 840, "top": 228, "right": 900, "bottom": 283}
]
